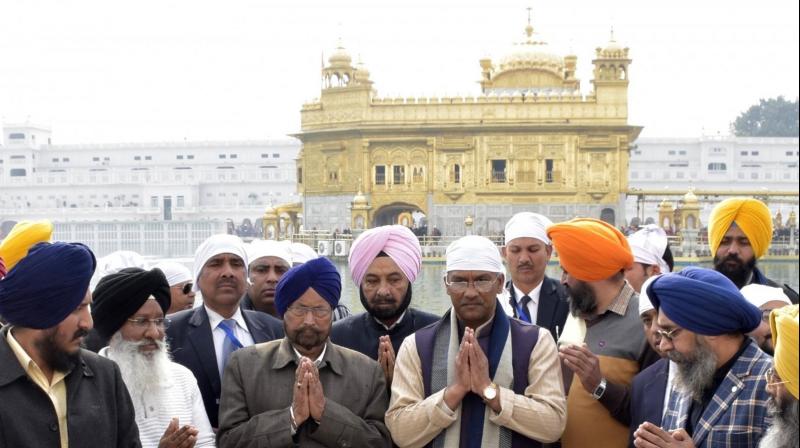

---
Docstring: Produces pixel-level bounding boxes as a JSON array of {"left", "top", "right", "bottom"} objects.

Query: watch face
[{"left": 483, "top": 385, "right": 497, "bottom": 400}]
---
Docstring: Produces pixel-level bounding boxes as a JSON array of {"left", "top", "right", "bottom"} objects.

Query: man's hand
[
  {"left": 158, "top": 418, "right": 199, "bottom": 448},
  {"left": 443, "top": 331, "right": 471, "bottom": 410},
  {"left": 559, "top": 343, "right": 603, "bottom": 394},
  {"left": 634, "top": 422, "right": 695, "bottom": 448},
  {"left": 377, "top": 336, "right": 396, "bottom": 386},
  {"left": 464, "top": 328, "right": 491, "bottom": 395},
  {"left": 292, "top": 359, "right": 311, "bottom": 426},
  {"left": 307, "top": 360, "right": 326, "bottom": 422}
]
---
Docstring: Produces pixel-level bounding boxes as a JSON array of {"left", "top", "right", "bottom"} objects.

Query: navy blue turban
[
  {"left": 91, "top": 267, "right": 171, "bottom": 339},
  {"left": 275, "top": 257, "right": 341, "bottom": 317},
  {"left": 646, "top": 266, "right": 762, "bottom": 335},
  {"left": 0, "top": 242, "right": 96, "bottom": 329}
]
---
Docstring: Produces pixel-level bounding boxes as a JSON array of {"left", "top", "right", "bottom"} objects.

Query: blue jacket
[{"left": 629, "top": 358, "right": 670, "bottom": 447}]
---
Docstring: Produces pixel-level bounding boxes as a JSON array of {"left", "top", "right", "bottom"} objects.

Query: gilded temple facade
[{"left": 295, "top": 21, "right": 642, "bottom": 235}]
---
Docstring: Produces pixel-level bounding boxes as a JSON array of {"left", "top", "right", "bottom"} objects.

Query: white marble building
[{"left": 626, "top": 135, "right": 800, "bottom": 224}]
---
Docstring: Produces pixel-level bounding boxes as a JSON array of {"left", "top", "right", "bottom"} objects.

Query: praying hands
[{"left": 443, "top": 327, "right": 501, "bottom": 413}]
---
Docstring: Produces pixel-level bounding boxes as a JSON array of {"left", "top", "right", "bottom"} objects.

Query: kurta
[
  {"left": 217, "top": 337, "right": 392, "bottom": 448},
  {"left": 330, "top": 308, "right": 440, "bottom": 360}
]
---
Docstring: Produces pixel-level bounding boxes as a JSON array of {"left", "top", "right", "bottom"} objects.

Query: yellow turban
[
  {"left": 770, "top": 304, "right": 799, "bottom": 399},
  {"left": 708, "top": 198, "right": 772, "bottom": 259},
  {"left": 0, "top": 220, "right": 54, "bottom": 271},
  {"left": 547, "top": 218, "right": 633, "bottom": 282}
]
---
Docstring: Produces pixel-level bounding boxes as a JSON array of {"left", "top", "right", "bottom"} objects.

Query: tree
[{"left": 732, "top": 96, "right": 799, "bottom": 137}]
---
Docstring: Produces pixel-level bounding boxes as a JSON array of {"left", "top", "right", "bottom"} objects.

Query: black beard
[
  {"left": 713, "top": 254, "right": 757, "bottom": 289},
  {"left": 566, "top": 281, "right": 597, "bottom": 317},
  {"left": 360, "top": 283, "right": 412, "bottom": 321},
  {"left": 760, "top": 397, "right": 799, "bottom": 448},
  {"left": 36, "top": 328, "right": 86, "bottom": 372}
]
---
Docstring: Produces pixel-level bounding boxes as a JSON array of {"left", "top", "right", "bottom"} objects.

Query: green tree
[{"left": 732, "top": 96, "right": 799, "bottom": 137}]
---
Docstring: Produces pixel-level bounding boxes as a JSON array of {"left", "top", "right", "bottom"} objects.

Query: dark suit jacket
[
  {"left": 166, "top": 306, "right": 284, "bottom": 428},
  {"left": 0, "top": 325, "right": 140, "bottom": 448},
  {"left": 629, "top": 358, "right": 670, "bottom": 447},
  {"left": 507, "top": 276, "right": 570, "bottom": 341}
]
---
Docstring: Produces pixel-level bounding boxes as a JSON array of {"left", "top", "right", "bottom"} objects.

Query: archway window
[
  {"left": 374, "top": 165, "right": 386, "bottom": 185},
  {"left": 450, "top": 164, "right": 461, "bottom": 184},
  {"left": 491, "top": 160, "right": 506, "bottom": 183},
  {"left": 392, "top": 165, "right": 405, "bottom": 184}
]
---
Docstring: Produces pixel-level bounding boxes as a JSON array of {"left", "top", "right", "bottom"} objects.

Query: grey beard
[
  {"left": 759, "top": 397, "right": 799, "bottom": 448},
  {"left": 106, "top": 332, "right": 172, "bottom": 406},
  {"left": 668, "top": 337, "right": 718, "bottom": 402}
]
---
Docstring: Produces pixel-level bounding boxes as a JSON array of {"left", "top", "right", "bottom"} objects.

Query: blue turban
[
  {"left": 646, "top": 266, "right": 762, "bottom": 335},
  {"left": 275, "top": 257, "right": 341, "bottom": 317},
  {"left": 0, "top": 242, "right": 96, "bottom": 329}
]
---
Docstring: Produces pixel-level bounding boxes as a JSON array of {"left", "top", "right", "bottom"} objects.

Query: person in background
[
  {"left": 154, "top": 261, "right": 197, "bottom": 314},
  {"left": 240, "top": 239, "right": 293, "bottom": 318},
  {"left": 759, "top": 304, "right": 799, "bottom": 448},
  {"left": 741, "top": 284, "right": 792, "bottom": 355},
  {"left": 624, "top": 224, "right": 673, "bottom": 293}
]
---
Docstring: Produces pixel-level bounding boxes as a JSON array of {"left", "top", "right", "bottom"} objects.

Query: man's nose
[
  {"left": 303, "top": 311, "right": 316, "bottom": 325},
  {"left": 658, "top": 336, "right": 673, "bottom": 353}
]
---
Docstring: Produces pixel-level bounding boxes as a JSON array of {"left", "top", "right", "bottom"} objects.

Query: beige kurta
[{"left": 386, "top": 324, "right": 567, "bottom": 448}]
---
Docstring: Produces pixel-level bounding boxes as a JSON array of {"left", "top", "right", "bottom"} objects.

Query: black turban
[
  {"left": 91, "top": 267, "right": 171, "bottom": 339},
  {"left": 0, "top": 242, "right": 96, "bottom": 329}
]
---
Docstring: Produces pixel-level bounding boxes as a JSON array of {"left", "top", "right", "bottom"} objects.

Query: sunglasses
[{"left": 176, "top": 283, "right": 193, "bottom": 295}]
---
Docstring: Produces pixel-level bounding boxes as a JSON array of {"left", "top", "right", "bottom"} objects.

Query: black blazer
[
  {"left": 165, "top": 306, "right": 283, "bottom": 428},
  {"left": 628, "top": 357, "right": 670, "bottom": 447},
  {"left": 506, "top": 275, "right": 570, "bottom": 342}
]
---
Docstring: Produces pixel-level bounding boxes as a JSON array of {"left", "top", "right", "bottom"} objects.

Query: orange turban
[
  {"left": 0, "top": 220, "right": 54, "bottom": 271},
  {"left": 708, "top": 198, "right": 772, "bottom": 259},
  {"left": 547, "top": 218, "right": 633, "bottom": 282}
]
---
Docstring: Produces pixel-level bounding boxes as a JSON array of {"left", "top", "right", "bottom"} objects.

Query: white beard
[
  {"left": 106, "top": 332, "right": 173, "bottom": 408},
  {"left": 759, "top": 398, "right": 799, "bottom": 448}
]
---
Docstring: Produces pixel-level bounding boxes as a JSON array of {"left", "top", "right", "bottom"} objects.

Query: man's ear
[{"left": 501, "top": 246, "right": 507, "bottom": 259}]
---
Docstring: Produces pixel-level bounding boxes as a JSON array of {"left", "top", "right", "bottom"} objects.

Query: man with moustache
[
  {"left": 760, "top": 304, "right": 799, "bottom": 448},
  {"left": 93, "top": 267, "right": 215, "bottom": 448},
  {"left": 624, "top": 224, "right": 673, "bottom": 293},
  {"left": 240, "top": 239, "right": 293, "bottom": 318},
  {"left": 386, "top": 235, "right": 567, "bottom": 447},
  {"left": 331, "top": 225, "right": 439, "bottom": 385},
  {"left": 741, "top": 284, "right": 792, "bottom": 355},
  {"left": 708, "top": 197, "right": 798, "bottom": 303},
  {"left": 153, "top": 261, "right": 197, "bottom": 314},
  {"left": 634, "top": 267, "right": 770, "bottom": 448},
  {"left": 167, "top": 234, "right": 284, "bottom": 429},
  {"left": 0, "top": 242, "right": 140, "bottom": 447},
  {"left": 547, "top": 218, "right": 650, "bottom": 448},
  {"left": 501, "top": 212, "right": 570, "bottom": 341},
  {"left": 217, "top": 257, "right": 392, "bottom": 447}
]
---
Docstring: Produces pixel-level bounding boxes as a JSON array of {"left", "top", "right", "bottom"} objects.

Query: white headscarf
[
  {"left": 638, "top": 274, "right": 662, "bottom": 316},
  {"left": 91, "top": 250, "right": 148, "bottom": 289},
  {"left": 504, "top": 212, "right": 553, "bottom": 245},
  {"left": 192, "top": 234, "right": 248, "bottom": 292},
  {"left": 741, "top": 284, "right": 792, "bottom": 309},
  {"left": 445, "top": 235, "right": 504, "bottom": 273},
  {"left": 247, "top": 239, "right": 293, "bottom": 268},
  {"left": 289, "top": 242, "right": 318, "bottom": 265},
  {"left": 152, "top": 261, "right": 192, "bottom": 287},
  {"left": 628, "top": 225, "right": 671, "bottom": 274}
]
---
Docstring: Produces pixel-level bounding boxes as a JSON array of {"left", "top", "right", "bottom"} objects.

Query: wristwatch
[
  {"left": 482, "top": 383, "right": 498, "bottom": 401},
  {"left": 591, "top": 378, "right": 607, "bottom": 400}
]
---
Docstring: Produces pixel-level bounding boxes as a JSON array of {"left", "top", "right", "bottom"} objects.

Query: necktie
[
  {"left": 519, "top": 295, "right": 532, "bottom": 323},
  {"left": 218, "top": 319, "right": 242, "bottom": 377}
]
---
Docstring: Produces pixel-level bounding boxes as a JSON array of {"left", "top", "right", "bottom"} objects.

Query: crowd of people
[{"left": 0, "top": 196, "right": 798, "bottom": 448}]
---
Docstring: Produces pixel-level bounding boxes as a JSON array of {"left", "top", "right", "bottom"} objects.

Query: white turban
[
  {"left": 247, "top": 239, "right": 292, "bottom": 268},
  {"left": 192, "top": 234, "right": 248, "bottom": 292},
  {"left": 504, "top": 212, "right": 553, "bottom": 245},
  {"left": 446, "top": 235, "right": 504, "bottom": 273},
  {"left": 741, "top": 284, "right": 792, "bottom": 309},
  {"left": 628, "top": 225, "right": 671, "bottom": 274},
  {"left": 152, "top": 261, "right": 192, "bottom": 286},
  {"left": 638, "top": 274, "right": 662, "bottom": 316},
  {"left": 289, "top": 242, "right": 318, "bottom": 265},
  {"left": 91, "top": 250, "right": 148, "bottom": 289}
]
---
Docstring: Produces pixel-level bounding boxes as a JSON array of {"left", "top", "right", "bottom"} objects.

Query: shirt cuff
[
  {"left": 488, "top": 386, "right": 512, "bottom": 427},
  {"left": 289, "top": 406, "right": 298, "bottom": 435}
]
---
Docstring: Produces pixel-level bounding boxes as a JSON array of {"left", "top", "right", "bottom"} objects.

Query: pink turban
[{"left": 348, "top": 225, "right": 422, "bottom": 286}]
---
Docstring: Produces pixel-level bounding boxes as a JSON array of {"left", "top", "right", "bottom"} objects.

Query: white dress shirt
[{"left": 204, "top": 305, "right": 255, "bottom": 376}]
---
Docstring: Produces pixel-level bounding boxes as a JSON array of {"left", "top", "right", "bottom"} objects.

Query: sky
[{"left": 1, "top": 0, "right": 798, "bottom": 144}]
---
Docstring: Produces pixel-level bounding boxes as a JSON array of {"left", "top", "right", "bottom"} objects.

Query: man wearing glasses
[
  {"left": 153, "top": 261, "right": 197, "bottom": 314},
  {"left": 760, "top": 304, "right": 798, "bottom": 448},
  {"left": 387, "top": 235, "right": 567, "bottom": 447},
  {"left": 634, "top": 267, "right": 771, "bottom": 448},
  {"left": 93, "top": 267, "right": 215, "bottom": 447},
  {"left": 217, "top": 257, "right": 392, "bottom": 447}
]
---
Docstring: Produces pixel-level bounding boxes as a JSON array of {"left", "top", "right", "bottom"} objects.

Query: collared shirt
[
  {"left": 205, "top": 304, "right": 255, "bottom": 375},
  {"left": 372, "top": 310, "right": 407, "bottom": 331},
  {"left": 292, "top": 343, "right": 328, "bottom": 367},
  {"left": 7, "top": 329, "right": 70, "bottom": 448},
  {"left": 512, "top": 281, "right": 543, "bottom": 323}
]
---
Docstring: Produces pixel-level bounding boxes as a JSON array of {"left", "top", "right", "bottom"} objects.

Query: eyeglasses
[
  {"left": 766, "top": 367, "right": 790, "bottom": 388},
  {"left": 176, "top": 283, "right": 193, "bottom": 295},
  {"left": 656, "top": 327, "right": 682, "bottom": 342},
  {"left": 127, "top": 317, "right": 171, "bottom": 330},
  {"left": 444, "top": 275, "right": 499, "bottom": 293},
  {"left": 761, "top": 309, "right": 777, "bottom": 323},
  {"left": 286, "top": 305, "right": 332, "bottom": 319}
]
